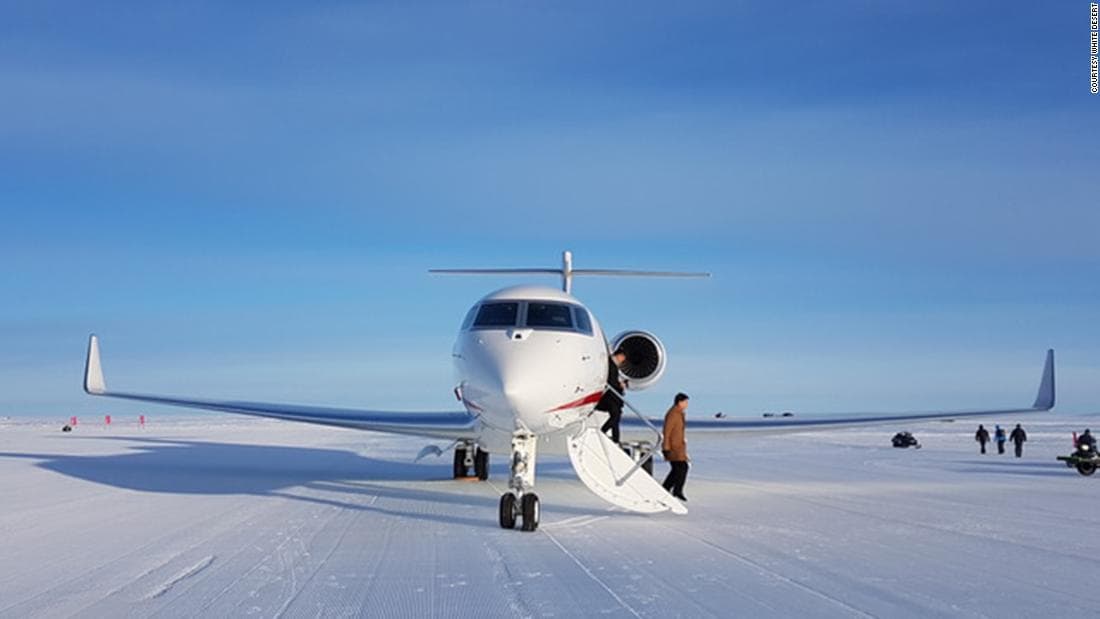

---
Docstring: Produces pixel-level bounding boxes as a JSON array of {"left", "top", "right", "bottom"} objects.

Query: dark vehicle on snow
[
  {"left": 891, "top": 432, "right": 920, "bottom": 449},
  {"left": 1058, "top": 436, "right": 1099, "bottom": 476}
]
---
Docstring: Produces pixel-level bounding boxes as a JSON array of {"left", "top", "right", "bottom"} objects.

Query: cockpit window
[
  {"left": 525, "top": 302, "right": 574, "bottom": 329},
  {"left": 472, "top": 302, "right": 519, "bottom": 328},
  {"left": 461, "top": 305, "right": 478, "bottom": 330},
  {"left": 466, "top": 300, "right": 594, "bottom": 335},
  {"left": 573, "top": 306, "right": 593, "bottom": 335}
]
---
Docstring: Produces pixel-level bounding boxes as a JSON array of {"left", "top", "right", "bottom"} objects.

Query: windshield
[
  {"left": 465, "top": 300, "right": 594, "bottom": 335},
  {"left": 573, "top": 306, "right": 593, "bottom": 335},
  {"left": 525, "top": 302, "right": 574, "bottom": 329},
  {"left": 472, "top": 302, "right": 519, "bottom": 328}
]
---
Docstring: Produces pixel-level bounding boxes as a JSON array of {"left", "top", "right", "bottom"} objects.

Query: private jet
[{"left": 82, "top": 251, "right": 1055, "bottom": 531}]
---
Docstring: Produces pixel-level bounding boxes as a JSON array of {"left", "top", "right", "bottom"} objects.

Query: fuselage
[{"left": 452, "top": 286, "right": 610, "bottom": 452}]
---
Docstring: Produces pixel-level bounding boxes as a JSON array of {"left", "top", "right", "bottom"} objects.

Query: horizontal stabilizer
[
  {"left": 431, "top": 250, "right": 708, "bottom": 293},
  {"left": 429, "top": 268, "right": 561, "bottom": 275},
  {"left": 570, "top": 269, "right": 710, "bottom": 278},
  {"left": 429, "top": 268, "right": 708, "bottom": 278}
]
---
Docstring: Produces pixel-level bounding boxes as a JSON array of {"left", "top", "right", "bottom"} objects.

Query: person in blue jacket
[{"left": 994, "top": 425, "right": 1007, "bottom": 455}]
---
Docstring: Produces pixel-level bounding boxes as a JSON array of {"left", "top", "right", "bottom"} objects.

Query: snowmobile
[
  {"left": 1058, "top": 441, "right": 1099, "bottom": 476},
  {"left": 891, "top": 431, "right": 920, "bottom": 449}
]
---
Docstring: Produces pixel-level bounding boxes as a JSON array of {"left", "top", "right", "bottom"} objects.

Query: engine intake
[{"left": 610, "top": 330, "right": 666, "bottom": 391}]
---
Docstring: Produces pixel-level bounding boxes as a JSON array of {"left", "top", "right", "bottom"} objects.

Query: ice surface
[{"left": 1, "top": 414, "right": 1098, "bottom": 618}]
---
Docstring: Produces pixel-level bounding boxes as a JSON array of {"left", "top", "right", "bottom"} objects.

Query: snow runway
[{"left": 1, "top": 415, "right": 1097, "bottom": 618}]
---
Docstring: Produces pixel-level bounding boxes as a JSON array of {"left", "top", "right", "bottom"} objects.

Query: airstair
[{"left": 567, "top": 390, "right": 687, "bottom": 515}]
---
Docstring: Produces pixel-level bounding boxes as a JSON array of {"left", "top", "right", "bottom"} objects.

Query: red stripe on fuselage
[{"left": 547, "top": 390, "right": 604, "bottom": 413}]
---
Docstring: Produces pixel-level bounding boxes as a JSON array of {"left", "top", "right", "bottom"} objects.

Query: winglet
[
  {"left": 1032, "top": 348, "right": 1055, "bottom": 410},
  {"left": 84, "top": 334, "right": 107, "bottom": 395}
]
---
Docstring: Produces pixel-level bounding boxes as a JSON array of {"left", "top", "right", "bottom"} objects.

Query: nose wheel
[
  {"left": 498, "top": 492, "right": 539, "bottom": 531},
  {"left": 499, "top": 432, "right": 540, "bottom": 531},
  {"left": 499, "top": 493, "right": 517, "bottom": 528},
  {"left": 520, "top": 493, "right": 540, "bottom": 531}
]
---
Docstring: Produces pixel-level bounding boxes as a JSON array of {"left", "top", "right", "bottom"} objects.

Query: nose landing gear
[
  {"left": 498, "top": 492, "right": 539, "bottom": 530},
  {"left": 499, "top": 432, "right": 540, "bottom": 531}
]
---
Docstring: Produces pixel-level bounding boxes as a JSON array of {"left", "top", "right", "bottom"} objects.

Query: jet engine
[{"left": 609, "top": 331, "right": 666, "bottom": 391}]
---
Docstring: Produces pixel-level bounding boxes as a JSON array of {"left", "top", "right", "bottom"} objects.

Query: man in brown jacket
[{"left": 662, "top": 392, "right": 690, "bottom": 501}]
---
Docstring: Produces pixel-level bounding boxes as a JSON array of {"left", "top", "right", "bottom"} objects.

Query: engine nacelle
[{"left": 610, "top": 330, "right": 666, "bottom": 391}]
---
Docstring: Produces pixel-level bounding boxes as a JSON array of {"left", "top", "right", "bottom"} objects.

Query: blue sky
[{"left": 1, "top": 2, "right": 1097, "bottom": 419}]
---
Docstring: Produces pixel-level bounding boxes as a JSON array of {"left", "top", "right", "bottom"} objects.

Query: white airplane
[{"left": 82, "top": 251, "right": 1055, "bottom": 532}]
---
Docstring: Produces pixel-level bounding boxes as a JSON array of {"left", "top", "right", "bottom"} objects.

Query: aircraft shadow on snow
[{"left": 0, "top": 436, "right": 591, "bottom": 529}]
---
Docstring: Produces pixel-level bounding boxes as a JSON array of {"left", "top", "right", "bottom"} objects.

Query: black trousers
[
  {"left": 979, "top": 442, "right": 987, "bottom": 454},
  {"left": 662, "top": 460, "right": 689, "bottom": 497},
  {"left": 599, "top": 407, "right": 622, "bottom": 444},
  {"left": 1014, "top": 442, "right": 1023, "bottom": 457},
  {"left": 997, "top": 442, "right": 1005, "bottom": 454}
]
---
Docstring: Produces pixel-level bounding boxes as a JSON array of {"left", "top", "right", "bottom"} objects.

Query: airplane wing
[
  {"left": 622, "top": 349, "right": 1055, "bottom": 437},
  {"left": 81, "top": 335, "right": 479, "bottom": 440}
]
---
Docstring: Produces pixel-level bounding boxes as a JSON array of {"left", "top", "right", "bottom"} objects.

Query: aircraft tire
[
  {"left": 499, "top": 493, "right": 517, "bottom": 529},
  {"left": 475, "top": 448, "right": 489, "bottom": 480},
  {"left": 453, "top": 448, "right": 468, "bottom": 478},
  {"left": 1077, "top": 461, "right": 1097, "bottom": 476},
  {"left": 520, "top": 493, "right": 540, "bottom": 532}
]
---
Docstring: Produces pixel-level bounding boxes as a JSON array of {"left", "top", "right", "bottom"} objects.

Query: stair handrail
[{"left": 607, "top": 384, "right": 663, "bottom": 486}]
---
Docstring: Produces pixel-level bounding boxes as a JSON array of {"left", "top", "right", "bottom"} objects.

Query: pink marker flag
[
  {"left": 105, "top": 414, "right": 111, "bottom": 426},
  {"left": 70, "top": 416, "right": 78, "bottom": 426},
  {"left": 139, "top": 414, "right": 146, "bottom": 427}
]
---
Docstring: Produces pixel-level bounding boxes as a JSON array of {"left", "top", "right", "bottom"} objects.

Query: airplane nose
[
  {"left": 465, "top": 333, "right": 585, "bottom": 430},
  {"left": 500, "top": 371, "right": 542, "bottom": 417}
]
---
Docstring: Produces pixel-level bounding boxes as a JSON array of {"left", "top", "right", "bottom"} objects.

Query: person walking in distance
[
  {"left": 994, "top": 425, "right": 1007, "bottom": 455},
  {"left": 1009, "top": 423, "right": 1027, "bottom": 458},
  {"left": 662, "top": 393, "right": 691, "bottom": 502},
  {"left": 596, "top": 349, "right": 628, "bottom": 444},
  {"left": 975, "top": 424, "right": 990, "bottom": 454}
]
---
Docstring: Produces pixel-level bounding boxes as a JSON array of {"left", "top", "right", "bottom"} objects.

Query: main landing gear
[
  {"left": 499, "top": 432, "right": 540, "bottom": 531},
  {"left": 622, "top": 440, "right": 655, "bottom": 476},
  {"left": 453, "top": 441, "right": 489, "bottom": 480}
]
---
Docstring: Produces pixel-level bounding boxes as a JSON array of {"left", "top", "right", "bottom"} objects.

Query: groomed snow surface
[{"left": 2, "top": 414, "right": 1097, "bottom": 618}]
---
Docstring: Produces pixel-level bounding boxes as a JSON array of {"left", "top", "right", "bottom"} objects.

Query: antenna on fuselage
[{"left": 429, "top": 251, "right": 710, "bottom": 292}]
